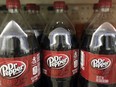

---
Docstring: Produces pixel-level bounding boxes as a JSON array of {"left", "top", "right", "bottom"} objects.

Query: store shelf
[
  {"left": 0, "top": 0, "right": 98, "bottom": 5},
  {"left": 0, "top": 0, "right": 116, "bottom": 5}
]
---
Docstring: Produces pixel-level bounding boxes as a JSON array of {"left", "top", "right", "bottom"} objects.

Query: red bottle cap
[
  {"left": 99, "top": 0, "right": 112, "bottom": 8},
  {"left": 54, "top": 1, "right": 66, "bottom": 9},
  {"left": 6, "top": 0, "right": 21, "bottom": 9},
  {"left": 93, "top": 3, "right": 99, "bottom": 10},
  {"left": 36, "top": 5, "right": 40, "bottom": 11},
  {"left": 65, "top": 5, "right": 68, "bottom": 10},
  {"left": 26, "top": 3, "right": 36, "bottom": 10}
]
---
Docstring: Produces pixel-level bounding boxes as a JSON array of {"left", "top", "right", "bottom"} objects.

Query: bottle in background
[
  {"left": 25, "top": 3, "right": 45, "bottom": 44},
  {"left": 36, "top": 5, "right": 46, "bottom": 28},
  {"left": 0, "top": 5, "right": 7, "bottom": 25},
  {"left": 85, "top": 3, "right": 100, "bottom": 28}
]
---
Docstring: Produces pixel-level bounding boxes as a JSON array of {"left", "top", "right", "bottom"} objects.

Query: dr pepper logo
[
  {"left": 0, "top": 61, "right": 26, "bottom": 79},
  {"left": 47, "top": 54, "right": 69, "bottom": 69},
  {"left": 91, "top": 58, "right": 111, "bottom": 70}
]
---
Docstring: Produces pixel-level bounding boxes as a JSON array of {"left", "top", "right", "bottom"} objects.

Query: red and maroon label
[
  {"left": 0, "top": 53, "right": 40, "bottom": 87},
  {"left": 43, "top": 50, "right": 78, "bottom": 78},
  {"left": 81, "top": 50, "right": 116, "bottom": 84}
]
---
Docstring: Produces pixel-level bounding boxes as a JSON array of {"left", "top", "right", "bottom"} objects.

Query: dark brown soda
[
  {"left": 79, "top": 31, "right": 116, "bottom": 87},
  {"left": 41, "top": 25, "right": 79, "bottom": 87},
  {"left": 0, "top": 31, "right": 41, "bottom": 87}
]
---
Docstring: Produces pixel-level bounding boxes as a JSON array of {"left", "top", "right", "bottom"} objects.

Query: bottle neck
[
  {"left": 55, "top": 9, "right": 64, "bottom": 13},
  {"left": 8, "top": 8, "right": 19, "bottom": 13},
  {"left": 36, "top": 10, "right": 40, "bottom": 14},
  {"left": 100, "top": 7, "right": 110, "bottom": 12},
  {"left": 27, "top": 10, "right": 36, "bottom": 14},
  {"left": 94, "top": 9, "right": 99, "bottom": 13}
]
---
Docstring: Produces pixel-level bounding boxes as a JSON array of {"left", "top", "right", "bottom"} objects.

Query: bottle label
[
  {"left": 43, "top": 50, "right": 78, "bottom": 78},
  {"left": 0, "top": 53, "right": 40, "bottom": 87},
  {"left": 81, "top": 50, "right": 116, "bottom": 84}
]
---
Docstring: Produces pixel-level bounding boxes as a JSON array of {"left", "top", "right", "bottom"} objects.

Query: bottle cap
[
  {"left": 26, "top": 3, "right": 36, "bottom": 10},
  {"left": 65, "top": 5, "right": 68, "bottom": 10},
  {"left": 54, "top": 1, "right": 65, "bottom": 9},
  {"left": 99, "top": 0, "right": 112, "bottom": 8},
  {"left": 6, "top": 0, "right": 21, "bottom": 9},
  {"left": 36, "top": 5, "right": 40, "bottom": 11},
  {"left": 93, "top": 3, "right": 99, "bottom": 10}
]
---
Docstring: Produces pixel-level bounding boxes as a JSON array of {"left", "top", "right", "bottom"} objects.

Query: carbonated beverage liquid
[
  {"left": 41, "top": 1, "right": 79, "bottom": 87},
  {"left": 79, "top": 0, "right": 116, "bottom": 87},
  {"left": 0, "top": 0, "right": 41, "bottom": 87}
]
